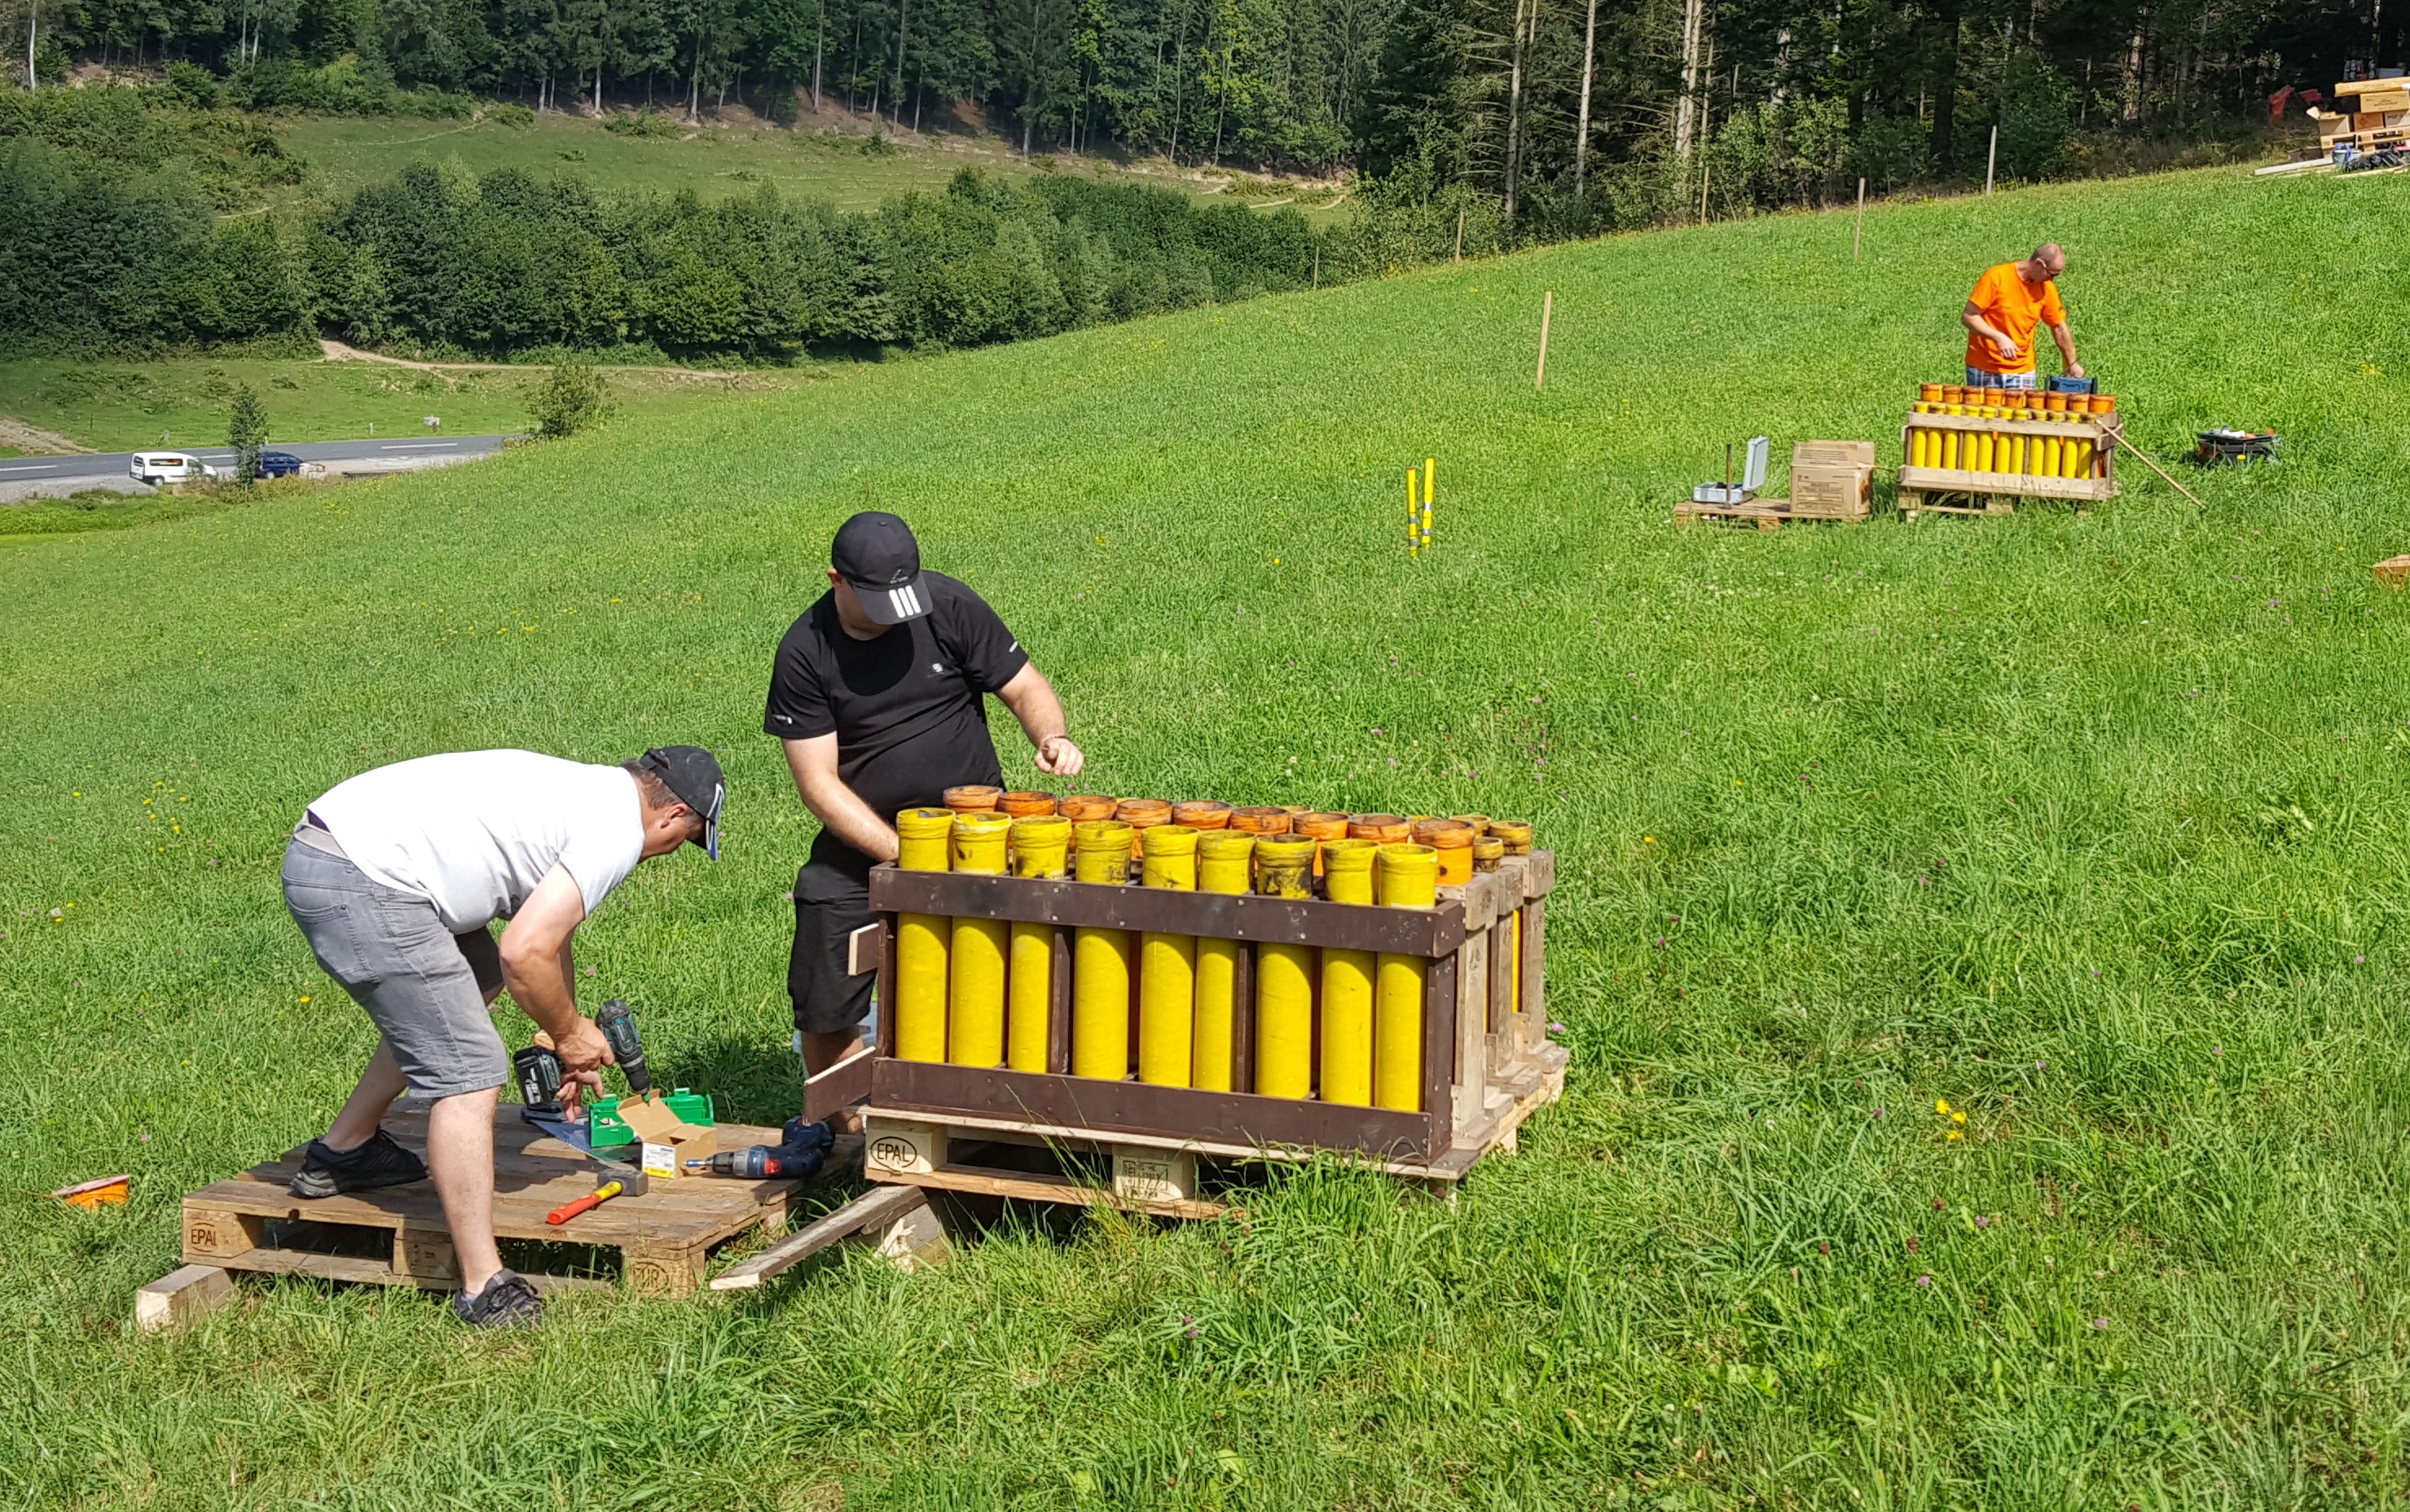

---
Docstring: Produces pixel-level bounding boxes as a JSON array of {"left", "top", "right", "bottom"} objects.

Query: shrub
[
  {"left": 486, "top": 103, "right": 534, "bottom": 128},
  {"left": 527, "top": 362, "right": 612, "bottom": 438},
  {"left": 1995, "top": 55, "right": 2078, "bottom": 181},
  {"left": 226, "top": 383, "right": 268, "bottom": 480},
  {"left": 165, "top": 62, "right": 222, "bottom": 111}
]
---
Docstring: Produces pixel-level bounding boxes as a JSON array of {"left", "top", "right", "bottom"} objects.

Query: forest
[{"left": 7, "top": 0, "right": 2373, "bottom": 233}]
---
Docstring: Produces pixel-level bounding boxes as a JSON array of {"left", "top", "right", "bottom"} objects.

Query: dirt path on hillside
[
  {"left": 0, "top": 417, "right": 92, "bottom": 455},
  {"left": 319, "top": 339, "right": 750, "bottom": 380}
]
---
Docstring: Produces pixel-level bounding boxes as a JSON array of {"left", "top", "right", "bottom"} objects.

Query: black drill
[{"left": 513, "top": 997, "right": 651, "bottom": 1117}]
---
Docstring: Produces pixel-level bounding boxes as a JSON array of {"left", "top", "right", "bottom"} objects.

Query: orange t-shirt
[{"left": 1963, "top": 262, "right": 2068, "bottom": 374}]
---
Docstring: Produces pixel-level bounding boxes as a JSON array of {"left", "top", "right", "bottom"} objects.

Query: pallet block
[{"left": 163, "top": 1102, "right": 803, "bottom": 1311}]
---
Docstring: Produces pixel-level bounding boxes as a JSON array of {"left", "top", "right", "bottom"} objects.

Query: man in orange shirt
[{"left": 1961, "top": 243, "right": 2085, "bottom": 390}]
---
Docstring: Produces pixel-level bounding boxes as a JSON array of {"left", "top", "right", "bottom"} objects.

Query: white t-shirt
[{"left": 310, "top": 751, "right": 646, "bottom": 934}]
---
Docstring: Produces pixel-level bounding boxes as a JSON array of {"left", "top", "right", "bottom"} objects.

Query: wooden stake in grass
[
  {"left": 1535, "top": 291, "right": 1554, "bottom": 389},
  {"left": 1854, "top": 177, "right": 1866, "bottom": 261},
  {"left": 2099, "top": 421, "right": 2209, "bottom": 508},
  {"left": 1986, "top": 126, "right": 1998, "bottom": 195},
  {"left": 1454, "top": 207, "right": 1465, "bottom": 262}
]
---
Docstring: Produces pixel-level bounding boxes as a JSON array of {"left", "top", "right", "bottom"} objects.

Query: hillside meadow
[{"left": 2, "top": 164, "right": 2408, "bottom": 1508}]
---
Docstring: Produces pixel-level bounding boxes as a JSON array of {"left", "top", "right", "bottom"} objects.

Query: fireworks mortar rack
[
  {"left": 811, "top": 789, "right": 1566, "bottom": 1217},
  {"left": 1898, "top": 379, "right": 2122, "bottom": 521}
]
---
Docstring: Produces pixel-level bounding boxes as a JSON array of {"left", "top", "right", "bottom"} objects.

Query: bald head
[{"left": 2025, "top": 243, "right": 2066, "bottom": 279}]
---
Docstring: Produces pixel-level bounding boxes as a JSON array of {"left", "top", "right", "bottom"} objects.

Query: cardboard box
[
  {"left": 617, "top": 1092, "right": 717, "bottom": 1179},
  {"left": 1788, "top": 441, "right": 1876, "bottom": 519}
]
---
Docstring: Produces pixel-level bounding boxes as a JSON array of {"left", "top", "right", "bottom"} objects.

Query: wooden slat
[
  {"left": 1451, "top": 927, "right": 1491, "bottom": 1141},
  {"left": 869, "top": 1057, "right": 1437, "bottom": 1159},
  {"left": 1896, "top": 465, "right": 2116, "bottom": 502},
  {"left": 1418, "top": 942, "right": 1457, "bottom": 1157},
  {"left": 803, "top": 1044, "right": 876, "bottom": 1123},
  {"left": 868, "top": 1162, "right": 1228, "bottom": 1220},
  {"left": 710, "top": 1185, "right": 930, "bottom": 1290},
  {"left": 135, "top": 1264, "right": 235, "bottom": 1334},
  {"left": 1906, "top": 412, "right": 2111, "bottom": 437},
  {"left": 868, "top": 866, "right": 1466, "bottom": 957}
]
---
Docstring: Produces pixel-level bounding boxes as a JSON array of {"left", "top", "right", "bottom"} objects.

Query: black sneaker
[
  {"left": 288, "top": 1128, "right": 429, "bottom": 1198},
  {"left": 454, "top": 1269, "right": 543, "bottom": 1330}
]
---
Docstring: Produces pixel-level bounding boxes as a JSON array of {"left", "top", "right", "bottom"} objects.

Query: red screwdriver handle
[{"left": 545, "top": 1180, "right": 623, "bottom": 1225}]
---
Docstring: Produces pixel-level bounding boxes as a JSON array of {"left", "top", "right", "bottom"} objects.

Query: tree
[
  {"left": 226, "top": 384, "right": 269, "bottom": 481},
  {"left": 528, "top": 360, "right": 612, "bottom": 437}
]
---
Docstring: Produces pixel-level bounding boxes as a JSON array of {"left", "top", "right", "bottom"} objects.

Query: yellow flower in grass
[
  {"left": 1952, "top": 1111, "right": 1966, "bottom": 1125},
  {"left": 1936, "top": 1099, "right": 1950, "bottom": 1114}
]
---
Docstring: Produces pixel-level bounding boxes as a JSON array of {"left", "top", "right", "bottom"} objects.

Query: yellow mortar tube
[
  {"left": 1255, "top": 942, "right": 1315, "bottom": 1099},
  {"left": 892, "top": 807, "right": 956, "bottom": 1063},
  {"left": 1005, "top": 814, "right": 1071, "bottom": 1074},
  {"left": 1071, "top": 820, "right": 1133, "bottom": 1079},
  {"left": 1373, "top": 844, "right": 1438, "bottom": 1112},
  {"left": 943, "top": 812, "right": 1012, "bottom": 1068},
  {"left": 1008, "top": 921, "right": 1053, "bottom": 1072},
  {"left": 1137, "top": 824, "right": 1201, "bottom": 1087},
  {"left": 1192, "top": 833, "right": 1254, "bottom": 1092},
  {"left": 1072, "top": 927, "right": 1132, "bottom": 1079},
  {"left": 1321, "top": 838, "right": 1379, "bottom": 905},
  {"left": 1319, "top": 948, "right": 1375, "bottom": 1106}
]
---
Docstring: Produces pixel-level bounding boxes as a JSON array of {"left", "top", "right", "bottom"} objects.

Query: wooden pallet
[
  {"left": 1675, "top": 495, "right": 1867, "bottom": 530},
  {"left": 168, "top": 1103, "right": 803, "bottom": 1307},
  {"left": 860, "top": 1053, "right": 1565, "bottom": 1220}
]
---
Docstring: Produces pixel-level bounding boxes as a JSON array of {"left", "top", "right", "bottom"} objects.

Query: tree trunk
[
  {"left": 812, "top": 16, "right": 823, "bottom": 110},
  {"left": 893, "top": 0, "right": 910, "bottom": 128},
  {"left": 1574, "top": 0, "right": 1599, "bottom": 196},
  {"left": 2122, "top": 12, "right": 2146, "bottom": 125},
  {"left": 1674, "top": 0, "right": 1704, "bottom": 158},
  {"left": 29, "top": 2, "right": 38, "bottom": 90},
  {"left": 1504, "top": 0, "right": 1532, "bottom": 219},
  {"left": 1931, "top": 0, "right": 1959, "bottom": 168}
]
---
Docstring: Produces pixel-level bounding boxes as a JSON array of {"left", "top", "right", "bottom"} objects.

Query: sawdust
[{"left": 0, "top": 416, "right": 92, "bottom": 455}]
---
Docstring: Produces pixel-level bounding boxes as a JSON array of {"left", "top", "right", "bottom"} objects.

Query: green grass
[
  {"left": 0, "top": 357, "right": 816, "bottom": 451},
  {"left": 5, "top": 161, "right": 2410, "bottom": 1508},
  {"left": 273, "top": 110, "right": 1340, "bottom": 217}
]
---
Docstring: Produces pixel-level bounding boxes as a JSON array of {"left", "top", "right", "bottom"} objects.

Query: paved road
[{"left": 0, "top": 435, "right": 512, "bottom": 499}]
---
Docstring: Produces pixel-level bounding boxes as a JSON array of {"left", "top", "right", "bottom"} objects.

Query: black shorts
[{"left": 789, "top": 858, "right": 875, "bottom": 1036}]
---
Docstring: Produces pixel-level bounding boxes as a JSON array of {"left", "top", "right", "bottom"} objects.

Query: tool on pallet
[
  {"left": 1692, "top": 436, "right": 1769, "bottom": 505},
  {"left": 512, "top": 996, "right": 653, "bottom": 1192},
  {"left": 686, "top": 1119, "right": 837, "bottom": 1180},
  {"left": 544, "top": 1178, "right": 627, "bottom": 1225}
]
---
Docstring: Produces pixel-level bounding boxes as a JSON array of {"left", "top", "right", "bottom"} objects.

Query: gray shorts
[{"left": 282, "top": 837, "right": 508, "bottom": 1098}]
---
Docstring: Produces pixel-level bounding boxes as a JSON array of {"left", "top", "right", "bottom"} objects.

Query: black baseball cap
[
  {"left": 832, "top": 511, "right": 931, "bottom": 626},
  {"left": 637, "top": 745, "right": 724, "bottom": 859}
]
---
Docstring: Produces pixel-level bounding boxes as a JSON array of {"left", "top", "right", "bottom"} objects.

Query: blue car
[{"left": 257, "top": 451, "right": 306, "bottom": 478}]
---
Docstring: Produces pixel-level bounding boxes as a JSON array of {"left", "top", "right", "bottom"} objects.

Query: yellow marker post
[{"left": 1406, "top": 468, "right": 1420, "bottom": 556}]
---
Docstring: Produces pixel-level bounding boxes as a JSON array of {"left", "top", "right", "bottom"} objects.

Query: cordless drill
[{"left": 512, "top": 997, "right": 651, "bottom": 1118}]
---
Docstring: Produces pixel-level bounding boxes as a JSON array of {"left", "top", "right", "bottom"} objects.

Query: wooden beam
[{"left": 708, "top": 1185, "right": 929, "bottom": 1290}]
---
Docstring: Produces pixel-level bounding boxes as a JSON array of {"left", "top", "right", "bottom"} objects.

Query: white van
[{"left": 130, "top": 452, "right": 221, "bottom": 486}]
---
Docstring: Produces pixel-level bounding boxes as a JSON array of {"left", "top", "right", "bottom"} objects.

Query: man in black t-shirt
[{"left": 764, "top": 512, "right": 1084, "bottom": 1113}]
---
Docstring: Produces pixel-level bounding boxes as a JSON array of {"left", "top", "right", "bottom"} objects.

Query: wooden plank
[
  {"left": 1419, "top": 941, "right": 1457, "bottom": 1158},
  {"left": 870, "top": 1162, "right": 1228, "bottom": 1221},
  {"left": 869, "top": 1057, "right": 1436, "bottom": 1159},
  {"left": 181, "top": 1207, "right": 262, "bottom": 1261},
  {"left": 200, "top": 1246, "right": 610, "bottom": 1294},
  {"left": 864, "top": 1105, "right": 1480, "bottom": 1178},
  {"left": 846, "top": 921, "right": 885, "bottom": 977},
  {"left": 1047, "top": 925, "right": 1073, "bottom": 1074},
  {"left": 875, "top": 912, "right": 899, "bottom": 1058},
  {"left": 135, "top": 1264, "right": 235, "bottom": 1334},
  {"left": 1895, "top": 466, "right": 2116, "bottom": 502},
  {"left": 1906, "top": 412, "right": 2111, "bottom": 437},
  {"left": 803, "top": 1044, "right": 877, "bottom": 1124},
  {"left": 1229, "top": 937, "right": 1256, "bottom": 1095},
  {"left": 187, "top": 1179, "right": 732, "bottom": 1246},
  {"left": 1451, "top": 927, "right": 1491, "bottom": 1142},
  {"left": 1519, "top": 898, "right": 1550, "bottom": 1053},
  {"left": 868, "top": 866, "right": 1466, "bottom": 957},
  {"left": 710, "top": 1185, "right": 930, "bottom": 1290}
]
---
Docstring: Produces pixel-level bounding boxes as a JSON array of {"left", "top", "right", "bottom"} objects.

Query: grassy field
[
  {"left": 4, "top": 161, "right": 2410, "bottom": 1508},
  {"left": 0, "top": 356, "right": 816, "bottom": 451},
  {"left": 274, "top": 108, "right": 1339, "bottom": 216}
]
